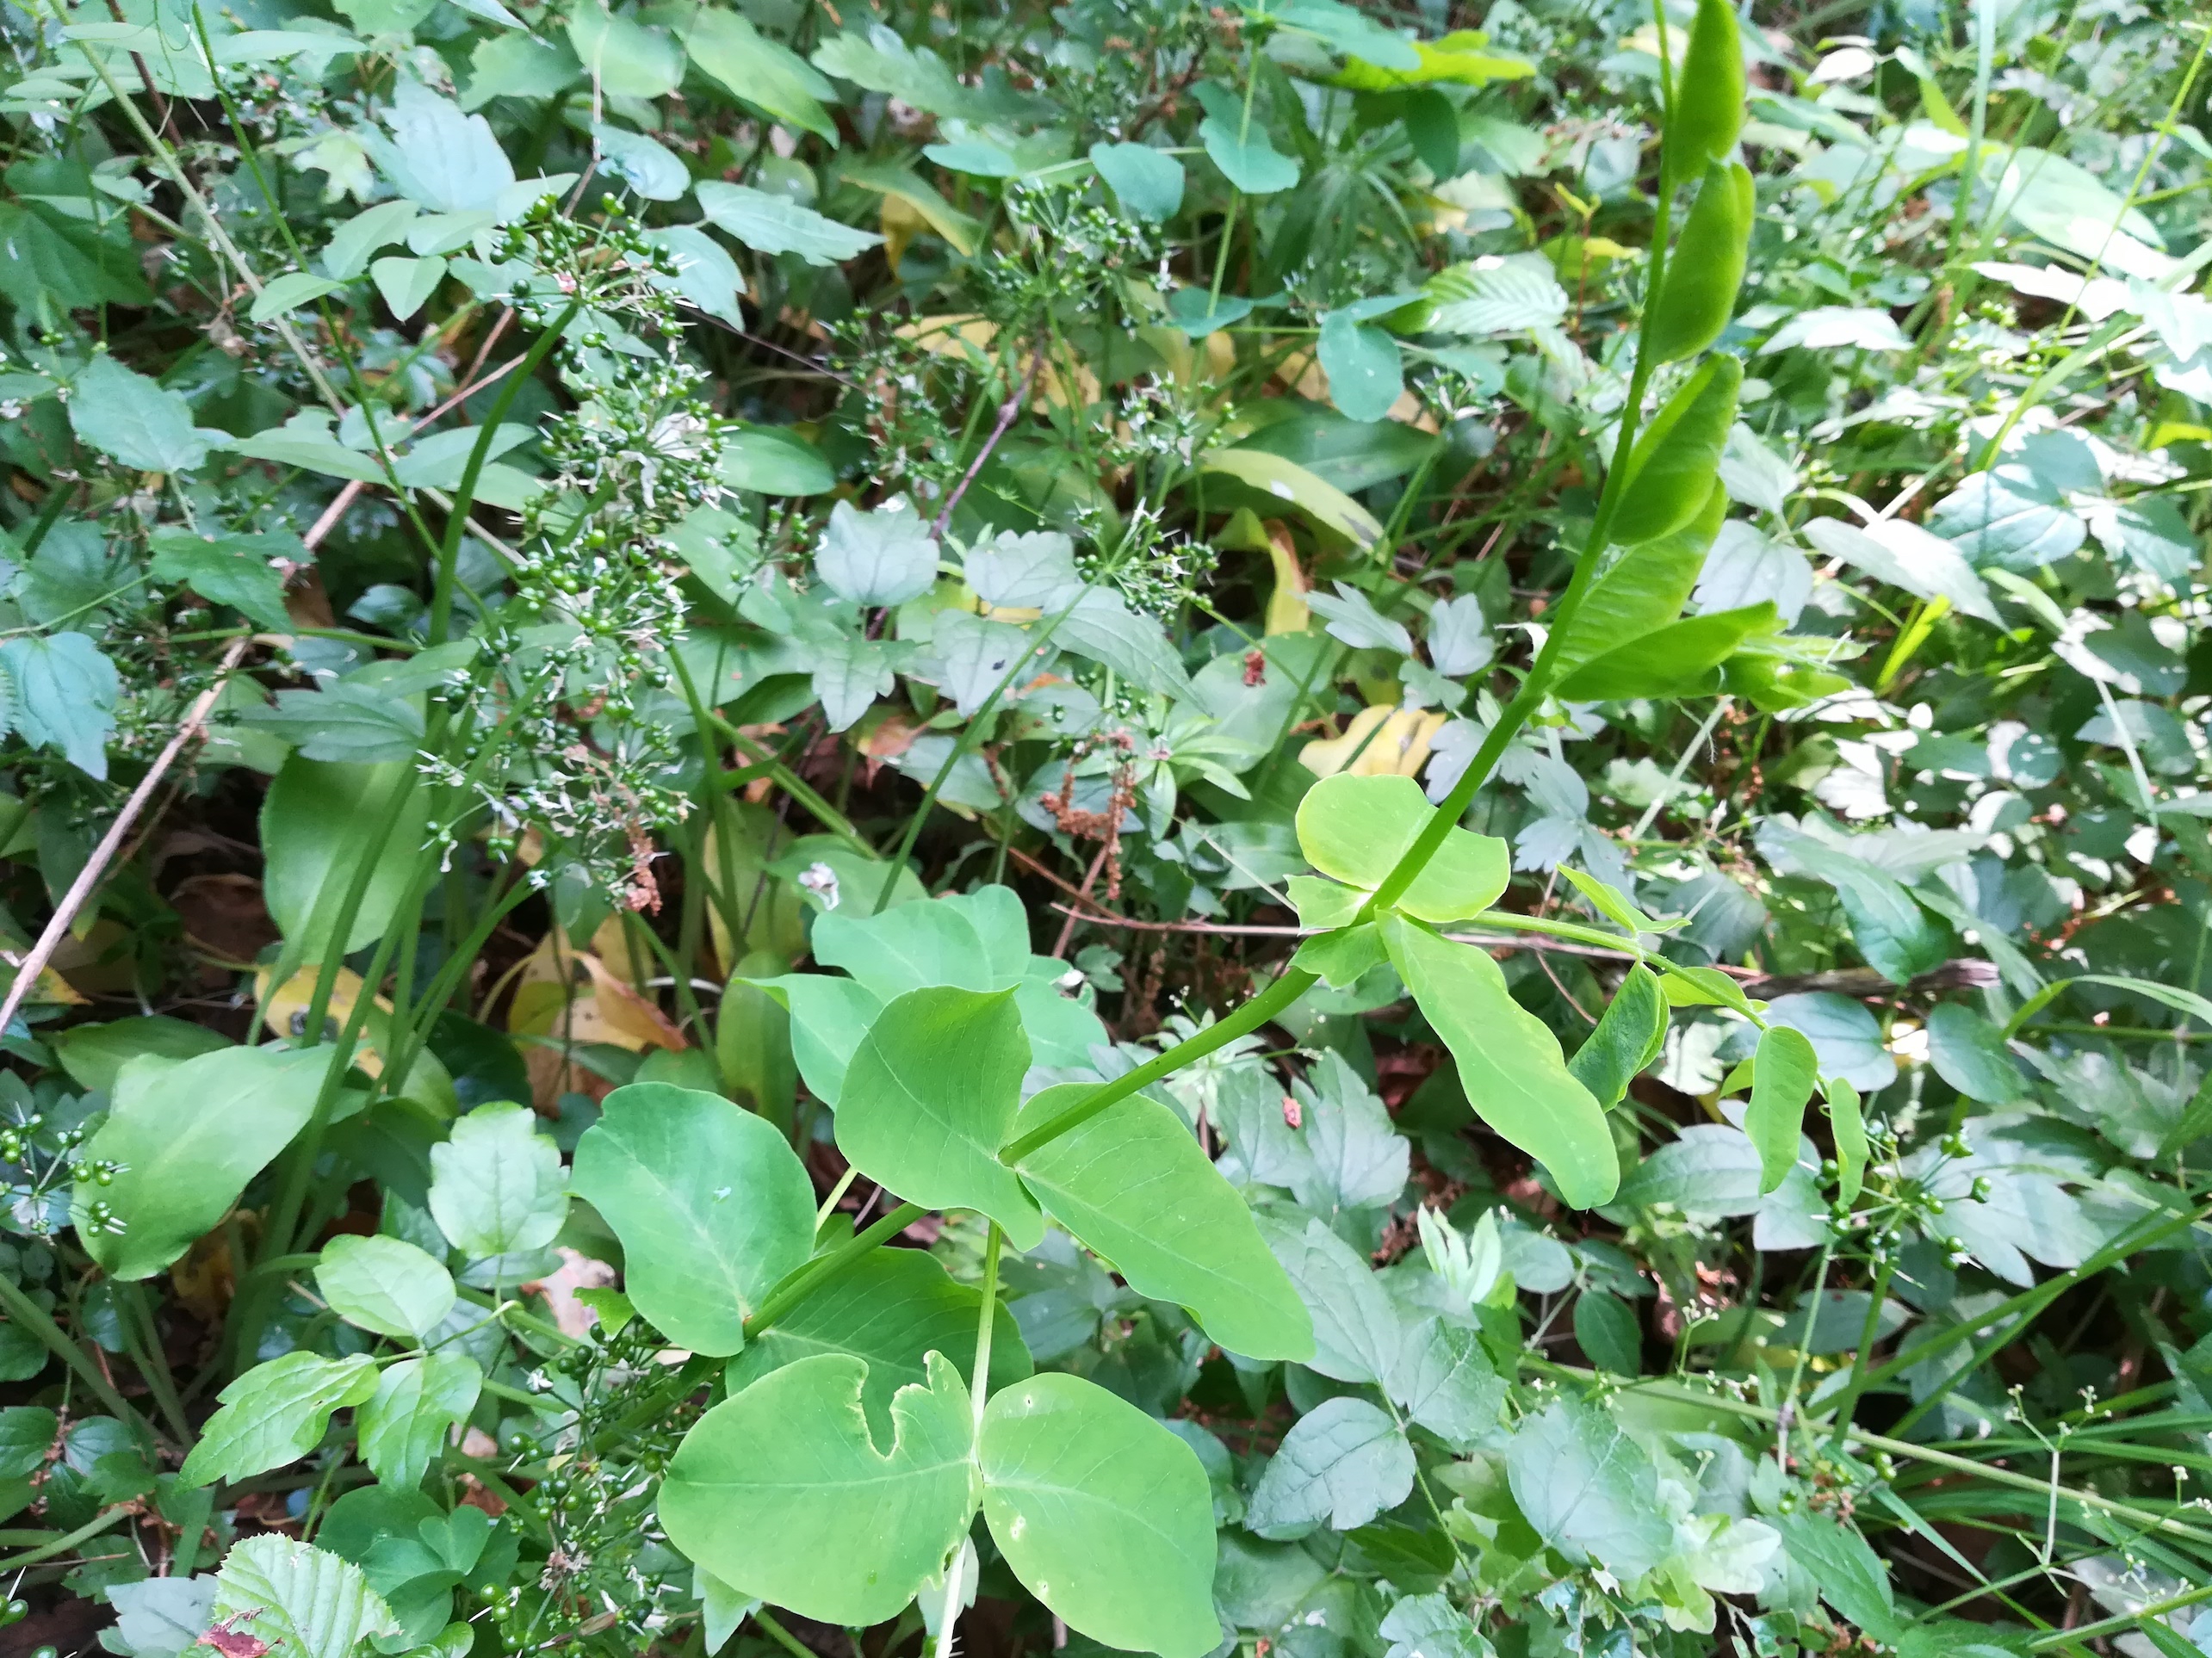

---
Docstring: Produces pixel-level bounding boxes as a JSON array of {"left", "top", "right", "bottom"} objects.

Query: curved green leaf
[
  {"left": 1011, "top": 1084, "right": 1313, "bottom": 1362},
  {"left": 834, "top": 987, "right": 1043, "bottom": 1247},
  {"left": 1746, "top": 1025, "right": 1819, "bottom": 1194},
  {"left": 1380, "top": 915, "right": 1617, "bottom": 1208},
  {"left": 262, "top": 758, "right": 431, "bottom": 961},
  {"left": 73, "top": 1045, "right": 327, "bottom": 1281},
  {"left": 357, "top": 1353, "right": 482, "bottom": 1489},
  {"left": 1556, "top": 600, "right": 1778, "bottom": 702},
  {"left": 314, "top": 1234, "right": 455, "bottom": 1342},
  {"left": 1292, "top": 773, "right": 1508, "bottom": 924},
  {"left": 181, "top": 1352, "right": 379, "bottom": 1488},
  {"left": 724, "top": 1247, "right": 1031, "bottom": 1444},
  {"left": 1551, "top": 482, "right": 1726, "bottom": 679},
  {"left": 662, "top": 1352, "right": 978, "bottom": 1625},
  {"left": 979, "top": 1374, "right": 1221, "bottom": 1658},
  {"left": 571, "top": 1082, "right": 817, "bottom": 1355}
]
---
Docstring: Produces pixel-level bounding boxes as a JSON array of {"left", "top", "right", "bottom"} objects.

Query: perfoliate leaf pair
[
  {"left": 834, "top": 987, "right": 1314, "bottom": 1362},
  {"left": 1288, "top": 774, "right": 1618, "bottom": 1208},
  {"left": 661, "top": 1360, "right": 1221, "bottom": 1658}
]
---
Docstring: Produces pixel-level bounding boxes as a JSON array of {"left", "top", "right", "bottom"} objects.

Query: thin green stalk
[
  {"left": 0, "top": 1506, "right": 130, "bottom": 1569},
  {"left": 933, "top": 1222, "right": 1000, "bottom": 1658},
  {"left": 0, "top": 1273, "right": 146, "bottom": 1433},
  {"left": 283, "top": 768, "right": 423, "bottom": 1067},
  {"left": 1823, "top": 1250, "right": 1898, "bottom": 1448},
  {"left": 427, "top": 303, "right": 580, "bottom": 646},
  {"left": 381, "top": 877, "right": 536, "bottom": 1099},
  {"left": 115, "top": 1281, "right": 192, "bottom": 1448},
  {"left": 261, "top": 838, "right": 427, "bottom": 1266},
  {"left": 743, "top": 1203, "right": 927, "bottom": 1339},
  {"left": 1525, "top": 1358, "right": 2212, "bottom": 1550},
  {"left": 2027, "top": 1581, "right": 2212, "bottom": 1651},
  {"left": 998, "top": 970, "right": 1313, "bottom": 1163},
  {"left": 753, "top": 1610, "right": 820, "bottom": 1658},
  {"left": 1854, "top": 1202, "right": 2206, "bottom": 1426},
  {"left": 703, "top": 708, "right": 874, "bottom": 857}
]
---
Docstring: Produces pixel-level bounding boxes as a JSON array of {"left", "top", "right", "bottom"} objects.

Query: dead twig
[
  {"left": 0, "top": 633, "right": 252, "bottom": 1037},
  {"left": 933, "top": 349, "right": 1042, "bottom": 540}
]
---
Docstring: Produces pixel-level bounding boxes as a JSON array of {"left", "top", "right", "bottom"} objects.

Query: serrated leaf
[
  {"left": 356, "top": 1352, "right": 481, "bottom": 1489},
  {"left": 1505, "top": 1399, "right": 1673, "bottom": 1580},
  {"left": 1248, "top": 1397, "right": 1413, "bottom": 1533},
  {"left": 1259, "top": 1215, "right": 1402, "bottom": 1385},
  {"left": 427, "top": 1102, "right": 569, "bottom": 1262},
  {"left": 149, "top": 528, "right": 299, "bottom": 630},
  {"left": 815, "top": 498, "right": 939, "bottom": 605},
  {"left": 181, "top": 1352, "right": 379, "bottom": 1486},
  {"left": 211, "top": 1536, "right": 400, "bottom": 1658},
  {"left": 697, "top": 182, "right": 883, "bottom": 266},
  {"left": 71, "top": 355, "right": 220, "bottom": 473},
  {"left": 0, "top": 631, "right": 119, "bottom": 777}
]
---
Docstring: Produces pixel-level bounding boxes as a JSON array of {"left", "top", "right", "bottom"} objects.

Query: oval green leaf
[
  {"left": 1554, "top": 601, "right": 1777, "bottom": 702},
  {"left": 1379, "top": 915, "right": 1617, "bottom": 1208},
  {"left": 1292, "top": 773, "right": 1509, "bottom": 924},
  {"left": 1662, "top": 0, "right": 1745, "bottom": 194},
  {"left": 571, "top": 1082, "right": 818, "bottom": 1355},
  {"left": 314, "top": 1234, "right": 455, "bottom": 1342},
  {"left": 73, "top": 1045, "right": 328, "bottom": 1281},
  {"left": 980, "top": 1373, "right": 1222, "bottom": 1658},
  {"left": 834, "top": 987, "right": 1044, "bottom": 1247},
  {"left": 262, "top": 758, "right": 431, "bottom": 962}
]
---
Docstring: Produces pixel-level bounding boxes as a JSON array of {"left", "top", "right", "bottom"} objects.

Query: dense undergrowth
[{"left": 0, "top": 0, "right": 2205, "bottom": 1655}]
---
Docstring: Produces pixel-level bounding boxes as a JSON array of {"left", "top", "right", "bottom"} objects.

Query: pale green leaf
[
  {"left": 978, "top": 1373, "right": 1221, "bottom": 1658},
  {"left": 1246, "top": 1396, "right": 1413, "bottom": 1535},
  {"left": 570, "top": 1081, "right": 816, "bottom": 1355},
  {"left": 315, "top": 1234, "right": 455, "bottom": 1341},
  {"left": 211, "top": 1536, "right": 400, "bottom": 1658},
  {"left": 662, "top": 1352, "right": 978, "bottom": 1626},
  {"left": 426, "top": 1102, "right": 569, "bottom": 1262},
  {"left": 1380, "top": 914, "right": 1617, "bottom": 1208},
  {"left": 356, "top": 1353, "right": 481, "bottom": 1489},
  {"left": 835, "top": 987, "right": 1043, "bottom": 1247},
  {"left": 1011, "top": 1084, "right": 1313, "bottom": 1362}
]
